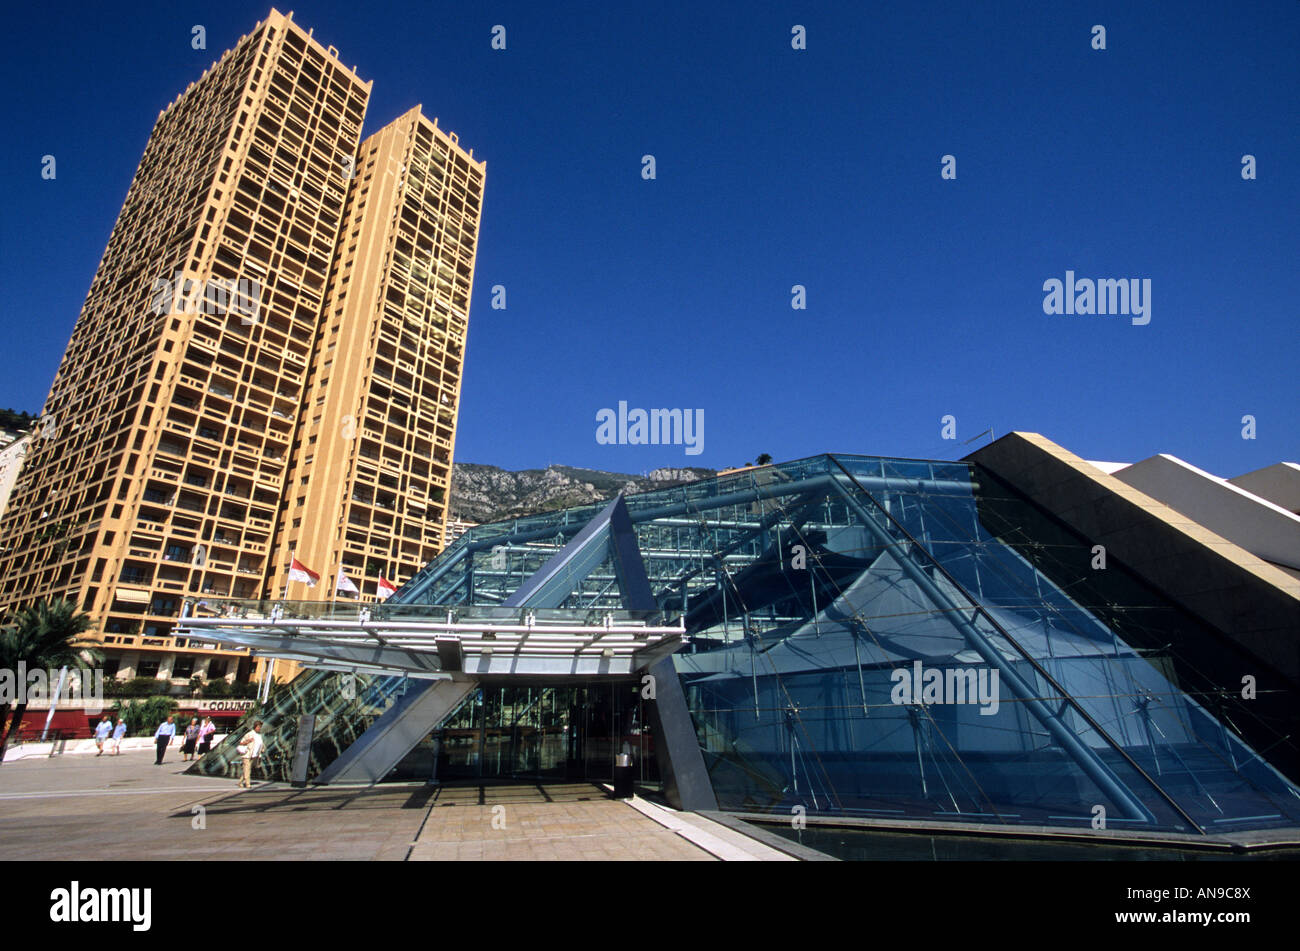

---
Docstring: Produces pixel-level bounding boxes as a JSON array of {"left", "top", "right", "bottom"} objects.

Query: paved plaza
[{"left": 0, "top": 749, "right": 789, "bottom": 861}]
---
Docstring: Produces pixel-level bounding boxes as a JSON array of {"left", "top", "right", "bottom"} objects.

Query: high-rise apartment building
[
  {"left": 0, "top": 10, "right": 483, "bottom": 685},
  {"left": 271, "top": 106, "right": 483, "bottom": 607}
]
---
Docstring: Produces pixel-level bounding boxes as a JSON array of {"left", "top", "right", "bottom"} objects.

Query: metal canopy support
[
  {"left": 593, "top": 500, "right": 718, "bottom": 812},
  {"left": 647, "top": 656, "right": 719, "bottom": 812},
  {"left": 436, "top": 638, "right": 463, "bottom": 672},
  {"left": 314, "top": 678, "right": 476, "bottom": 785},
  {"left": 608, "top": 495, "right": 656, "bottom": 611}
]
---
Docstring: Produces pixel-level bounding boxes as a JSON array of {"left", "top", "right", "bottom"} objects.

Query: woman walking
[
  {"left": 197, "top": 716, "right": 216, "bottom": 755},
  {"left": 180, "top": 717, "right": 201, "bottom": 762}
]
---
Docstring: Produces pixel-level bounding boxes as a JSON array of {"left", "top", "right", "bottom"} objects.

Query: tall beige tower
[
  {"left": 270, "top": 106, "right": 485, "bottom": 607},
  {"left": 0, "top": 10, "right": 380, "bottom": 682}
]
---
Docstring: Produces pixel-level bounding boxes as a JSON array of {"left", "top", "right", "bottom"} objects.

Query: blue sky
[{"left": 1, "top": 0, "right": 1295, "bottom": 476}]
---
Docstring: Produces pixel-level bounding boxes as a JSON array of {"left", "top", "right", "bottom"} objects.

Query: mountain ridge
[{"left": 448, "top": 461, "right": 715, "bottom": 523}]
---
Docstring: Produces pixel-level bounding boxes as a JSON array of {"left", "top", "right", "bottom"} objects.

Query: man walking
[
  {"left": 237, "top": 720, "right": 265, "bottom": 788},
  {"left": 93, "top": 715, "right": 112, "bottom": 756},
  {"left": 111, "top": 717, "right": 127, "bottom": 755},
  {"left": 154, "top": 714, "right": 176, "bottom": 765}
]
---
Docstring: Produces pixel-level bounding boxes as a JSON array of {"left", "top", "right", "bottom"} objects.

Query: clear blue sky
[{"left": 1, "top": 1, "right": 1295, "bottom": 476}]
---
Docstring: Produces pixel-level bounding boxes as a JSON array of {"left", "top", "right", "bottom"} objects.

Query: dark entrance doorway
[{"left": 389, "top": 681, "right": 658, "bottom": 785}]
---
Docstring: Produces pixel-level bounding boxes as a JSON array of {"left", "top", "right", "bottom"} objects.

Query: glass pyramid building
[
  {"left": 192, "top": 452, "right": 1300, "bottom": 839},
  {"left": 383, "top": 452, "right": 1300, "bottom": 836}
]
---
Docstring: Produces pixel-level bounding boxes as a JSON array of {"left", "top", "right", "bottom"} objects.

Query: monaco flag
[
  {"left": 336, "top": 567, "right": 359, "bottom": 596},
  {"left": 287, "top": 557, "right": 320, "bottom": 587},
  {"left": 376, "top": 576, "right": 397, "bottom": 601}
]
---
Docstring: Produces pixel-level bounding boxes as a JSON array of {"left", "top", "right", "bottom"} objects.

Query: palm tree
[{"left": 0, "top": 598, "right": 101, "bottom": 761}]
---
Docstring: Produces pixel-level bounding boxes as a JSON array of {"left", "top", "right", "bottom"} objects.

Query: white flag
[{"left": 336, "top": 567, "right": 359, "bottom": 596}]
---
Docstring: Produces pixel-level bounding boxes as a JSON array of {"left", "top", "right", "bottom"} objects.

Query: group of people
[
  {"left": 92, "top": 716, "right": 128, "bottom": 755},
  {"left": 148, "top": 715, "right": 217, "bottom": 764},
  {"left": 92, "top": 714, "right": 218, "bottom": 764},
  {"left": 92, "top": 712, "right": 265, "bottom": 788}
]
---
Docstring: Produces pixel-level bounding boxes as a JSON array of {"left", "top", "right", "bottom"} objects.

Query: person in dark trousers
[
  {"left": 180, "top": 717, "right": 200, "bottom": 761},
  {"left": 197, "top": 716, "right": 216, "bottom": 755},
  {"left": 154, "top": 715, "right": 176, "bottom": 765}
]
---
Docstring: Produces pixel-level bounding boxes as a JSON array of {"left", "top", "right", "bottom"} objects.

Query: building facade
[
  {"left": 270, "top": 106, "right": 483, "bottom": 610},
  {"left": 0, "top": 431, "right": 33, "bottom": 522},
  {"left": 0, "top": 9, "right": 482, "bottom": 687}
]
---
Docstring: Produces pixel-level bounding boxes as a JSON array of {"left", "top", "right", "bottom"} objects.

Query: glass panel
[{"left": 415, "top": 683, "right": 659, "bottom": 785}]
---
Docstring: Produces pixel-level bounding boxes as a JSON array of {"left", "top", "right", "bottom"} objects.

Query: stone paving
[
  {"left": 406, "top": 783, "right": 714, "bottom": 861},
  {"left": 0, "top": 749, "right": 718, "bottom": 861}
]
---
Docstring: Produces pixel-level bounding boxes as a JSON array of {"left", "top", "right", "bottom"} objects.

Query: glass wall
[{"left": 191, "top": 670, "right": 409, "bottom": 782}]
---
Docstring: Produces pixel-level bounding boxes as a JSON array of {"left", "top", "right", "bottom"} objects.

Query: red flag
[
  {"left": 288, "top": 558, "right": 319, "bottom": 587},
  {"left": 376, "top": 575, "right": 397, "bottom": 601}
]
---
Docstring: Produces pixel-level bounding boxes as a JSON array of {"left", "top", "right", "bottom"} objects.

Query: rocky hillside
[{"left": 449, "top": 463, "right": 714, "bottom": 523}]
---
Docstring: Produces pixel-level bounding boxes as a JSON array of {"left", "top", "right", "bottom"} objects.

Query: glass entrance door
[{"left": 427, "top": 681, "right": 657, "bottom": 784}]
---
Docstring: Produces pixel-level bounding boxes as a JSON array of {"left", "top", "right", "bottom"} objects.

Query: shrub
[
  {"left": 103, "top": 677, "right": 160, "bottom": 699},
  {"left": 112, "top": 696, "right": 179, "bottom": 737},
  {"left": 202, "top": 679, "right": 232, "bottom": 698}
]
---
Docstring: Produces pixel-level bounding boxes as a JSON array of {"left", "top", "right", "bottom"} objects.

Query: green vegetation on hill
[{"left": 0, "top": 408, "right": 37, "bottom": 432}]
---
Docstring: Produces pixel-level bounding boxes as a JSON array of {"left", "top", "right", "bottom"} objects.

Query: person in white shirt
[
  {"left": 111, "top": 718, "right": 127, "bottom": 754},
  {"left": 237, "top": 720, "right": 265, "bottom": 788},
  {"left": 93, "top": 716, "right": 112, "bottom": 756}
]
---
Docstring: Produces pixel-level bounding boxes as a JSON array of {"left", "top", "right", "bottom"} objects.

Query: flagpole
[
  {"left": 269, "top": 550, "right": 298, "bottom": 702},
  {"left": 282, "top": 550, "right": 294, "bottom": 603}
]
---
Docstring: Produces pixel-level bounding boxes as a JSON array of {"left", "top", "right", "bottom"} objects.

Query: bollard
[{"left": 612, "top": 752, "right": 634, "bottom": 799}]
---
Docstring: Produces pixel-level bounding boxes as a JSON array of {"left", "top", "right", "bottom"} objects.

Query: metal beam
[
  {"left": 608, "top": 495, "right": 656, "bottom": 610},
  {"left": 595, "top": 500, "right": 720, "bottom": 812},
  {"left": 646, "top": 656, "right": 719, "bottom": 812},
  {"left": 503, "top": 495, "right": 622, "bottom": 608}
]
